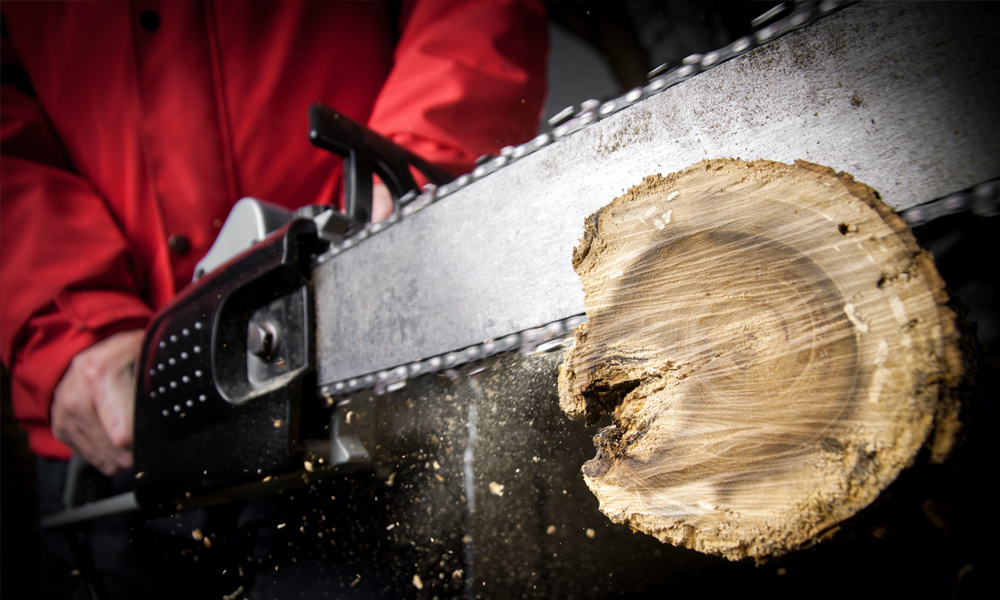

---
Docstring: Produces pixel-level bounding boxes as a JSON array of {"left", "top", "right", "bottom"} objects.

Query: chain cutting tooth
[
  {"left": 401, "top": 194, "right": 432, "bottom": 217},
  {"left": 972, "top": 181, "right": 999, "bottom": 217},
  {"left": 682, "top": 53, "right": 703, "bottom": 66},
  {"left": 533, "top": 339, "right": 568, "bottom": 355},
  {"left": 701, "top": 51, "right": 722, "bottom": 67},
  {"left": 396, "top": 189, "right": 419, "bottom": 208},
  {"left": 945, "top": 192, "right": 970, "bottom": 212},
  {"left": 751, "top": 3, "right": 787, "bottom": 29},
  {"left": 903, "top": 207, "right": 927, "bottom": 227},
  {"left": 386, "top": 380, "right": 407, "bottom": 393},
  {"left": 500, "top": 333, "right": 520, "bottom": 351},
  {"left": 731, "top": 36, "right": 754, "bottom": 54},
  {"left": 755, "top": 24, "right": 779, "bottom": 43},
  {"left": 513, "top": 134, "right": 548, "bottom": 160},
  {"left": 531, "top": 133, "right": 552, "bottom": 149},
  {"left": 547, "top": 105, "right": 576, "bottom": 128},
  {"left": 676, "top": 64, "right": 698, "bottom": 79},
  {"left": 647, "top": 63, "right": 670, "bottom": 80},
  {"left": 578, "top": 99, "right": 600, "bottom": 114},
  {"left": 789, "top": 8, "right": 813, "bottom": 27},
  {"left": 645, "top": 76, "right": 669, "bottom": 93},
  {"left": 820, "top": 1, "right": 849, "bottom": 14}
]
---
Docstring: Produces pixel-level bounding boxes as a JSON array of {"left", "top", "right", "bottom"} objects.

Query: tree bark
[{"left": 558, "top": 159, "right": 964, "bottom": 560}]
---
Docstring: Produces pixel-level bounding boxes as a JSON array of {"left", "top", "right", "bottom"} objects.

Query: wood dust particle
[{"left": 223, "top": 585, "right": 244, "bottom": 600}]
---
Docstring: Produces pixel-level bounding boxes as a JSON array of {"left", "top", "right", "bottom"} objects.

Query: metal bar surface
[
  {"left": 315, "top": 2, "right": 1000, "bottom": 386},
  {"left": 40, "top": 492, "right": 140, "bottom": 530}
]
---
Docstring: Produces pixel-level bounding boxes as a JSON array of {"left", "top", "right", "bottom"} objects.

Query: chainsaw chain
[
  {"left": 314, "top": 0, "right": 995, "bottom": 400},
  {"left": 900, "top": 179, "right": 1000, "bottom": 227}
]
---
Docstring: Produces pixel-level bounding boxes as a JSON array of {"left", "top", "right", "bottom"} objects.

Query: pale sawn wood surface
[{"left": 558, "top": 159, "right": 964, "bottom": 560}]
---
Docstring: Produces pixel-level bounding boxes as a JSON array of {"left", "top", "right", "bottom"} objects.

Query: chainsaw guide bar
[{"left": 312, "top": 1, "right": 999, "bottom": 399}]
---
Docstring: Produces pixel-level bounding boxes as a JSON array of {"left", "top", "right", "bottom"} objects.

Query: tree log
[{"left": 558, "top": 159, "right": 964, "bottom": 560}]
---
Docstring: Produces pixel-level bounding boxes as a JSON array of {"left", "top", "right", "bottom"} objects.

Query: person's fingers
[
  {"left": 52, "top": 380, "right": 125, "bottom": 475},
  {"left": 52, "top": 329, "right": 144, "bottom": 475},
  {"left": 372, "top": 181, "right": 394, "bottom": 222},
  {"left": 91, "top": 330, "right": 143, "bottom": 456},
  {"left": 92, "top": 370, "right": 135, "bottom": 471}
]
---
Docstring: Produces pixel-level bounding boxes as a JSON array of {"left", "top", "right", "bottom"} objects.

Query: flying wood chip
[{"left": 558, "top": 158, "right": 964, "bottom": 560}]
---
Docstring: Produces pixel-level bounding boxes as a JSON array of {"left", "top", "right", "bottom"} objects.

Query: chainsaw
[{"left": 43, "top": 0, "right": 998, "bottom": 574}]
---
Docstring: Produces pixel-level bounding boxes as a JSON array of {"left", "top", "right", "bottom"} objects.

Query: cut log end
[{"left": 558, "top": 159, "right": 963, "bottom": 561}]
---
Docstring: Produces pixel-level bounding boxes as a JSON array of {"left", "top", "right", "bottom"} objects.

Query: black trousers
[{"left": 36, "top": 459, "right": 381, "bottom": 600}]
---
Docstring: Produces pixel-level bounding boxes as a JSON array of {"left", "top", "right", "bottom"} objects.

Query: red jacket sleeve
[
  {"left": 1, "top": 27, "right": 152, "bottom": 458},
  {"left": 368, "top": 0, "right": 548, "bottom": 176}
]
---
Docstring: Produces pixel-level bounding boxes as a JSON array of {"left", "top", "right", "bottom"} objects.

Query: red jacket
[{"left": 1, "top": 0, "right": 547, "bottom": 459}]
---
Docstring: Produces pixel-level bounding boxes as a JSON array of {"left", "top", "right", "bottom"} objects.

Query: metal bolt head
[{"left": 248, "top": 323, "right": 277, "bottom": 361}]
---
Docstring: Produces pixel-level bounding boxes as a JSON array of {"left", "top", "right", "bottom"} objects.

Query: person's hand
[
  {"left": 52, "top": 329, "right": 144, "bottom": 476},
  {"left": 372, "top": 181, "right": 393, "bottom": 222}
]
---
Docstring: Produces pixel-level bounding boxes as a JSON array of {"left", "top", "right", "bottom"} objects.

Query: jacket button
[
  {"left": 167, "top": 234, "right": 190, "bottom": 255},
  {"left": 138, "top": 10, "right": 160, "bottom": 31}
]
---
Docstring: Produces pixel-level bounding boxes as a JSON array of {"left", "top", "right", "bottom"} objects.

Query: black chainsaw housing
[{"left": 133, "top": 219, "right": 319, "bottom": 509}]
